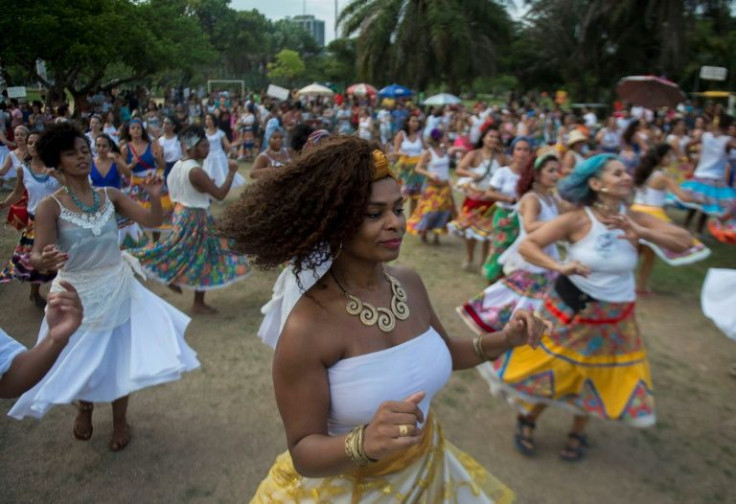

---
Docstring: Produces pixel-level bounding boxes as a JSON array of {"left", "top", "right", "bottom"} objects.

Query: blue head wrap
[
  {"left": 557, "top": 153, "right": 618, "bottom": 205},
  {"left": 510, "top": 136, "right": 533, "bottom": 150}
]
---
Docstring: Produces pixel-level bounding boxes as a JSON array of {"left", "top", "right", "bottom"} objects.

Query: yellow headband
[{"left": 372, "top": 149, "right": 396, "bottom": 181}]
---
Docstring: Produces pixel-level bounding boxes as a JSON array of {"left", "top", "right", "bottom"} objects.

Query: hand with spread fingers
[
  {"left": 557, "top": 260, "right": 591, "bottom": 277},
  {"left": 503, "top": 309, "right": 553, "bottom": 350},
  {"left": 600, "top": 212, "right": 645, "bottom": 242},
  {"left": 38, "top": 244, "right": 68, "bottom": 272},
  {"left": 362, "top": 391, "right": 426, "bottom": 461},
  {"left": 46, "top": 281, "right": 84, "bottom": 344}
]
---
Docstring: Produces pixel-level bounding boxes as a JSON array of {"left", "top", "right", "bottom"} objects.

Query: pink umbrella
[
  {"left": 347, "top": 83, "right": 377, "bottom": 97},
  {"left": 616, "top": 75, "right": 685, "bottom": 109}
]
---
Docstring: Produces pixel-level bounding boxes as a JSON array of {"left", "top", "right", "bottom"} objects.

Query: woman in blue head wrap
[{"left": 478, "top": 154, "right": 694, "bottom": 461}]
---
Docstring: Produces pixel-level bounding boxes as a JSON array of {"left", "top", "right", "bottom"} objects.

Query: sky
[{"left": 232, "top": 0, "right": 341, "bottom": 42}]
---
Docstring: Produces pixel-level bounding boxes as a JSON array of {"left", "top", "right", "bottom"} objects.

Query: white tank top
[
  {"left": 634, "top": 171, "right": 666, "bottom": 207},
  {"left": 399, "top": 133, "right": 423, "bottom": 157},
  {"left": 23, "top": 164, "right": 61, "bottom": 215},
  {"left": 467, "top": 155, "right": 500, "bottom": 191},
  {"left": 499, "top": 192, "right": 559, "bottom": 273},
  {"left": 427, "top": 148, "right": 450, "bottom": 182},
  {"left": 327, "top": 327, "right": 452, "bottom": 435},
  {"left": 565, "top": 207, "right": 637, "bottom": 302},
  {"left": 166, "top": 159, "right": 211, "bottom": 209}
]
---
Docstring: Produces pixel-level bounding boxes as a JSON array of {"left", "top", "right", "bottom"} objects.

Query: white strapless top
[{"left": 327, "top": 327, "right": 452, "bottom": 435}]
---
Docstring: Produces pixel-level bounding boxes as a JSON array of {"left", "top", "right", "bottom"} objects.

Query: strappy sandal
[
  {"left": 73, "top": 402, "right": 94, "bottom": 441},
  {"left": 559, "top": 432, "right": 588, "bottom": 462},
  {"left": 514, "top": 415, "right": 536, "bottom": 456}
]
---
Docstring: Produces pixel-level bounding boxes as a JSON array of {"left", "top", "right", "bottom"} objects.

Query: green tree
[
  {"left": 267, "top": 49, "right": 306, "bottom": 87},
  {"left": 338, "top": 0, "right": 513, "bottom": 92},
  {"left": 0, "top": 0, "right": 214, "bottom": 114}
]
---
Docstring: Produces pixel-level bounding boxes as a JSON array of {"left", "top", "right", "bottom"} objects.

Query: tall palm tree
[{"left": 338, "top": 0, "right": 513, "bottom": 91}]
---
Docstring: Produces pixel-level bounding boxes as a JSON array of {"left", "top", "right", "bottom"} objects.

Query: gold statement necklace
[{"left": 330, "top": 269, "right": 410, "bottom": 333}]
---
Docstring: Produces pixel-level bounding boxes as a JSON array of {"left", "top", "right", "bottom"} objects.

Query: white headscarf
[{"left": 257, "top": 259, "right": 332, "bottom": 349}]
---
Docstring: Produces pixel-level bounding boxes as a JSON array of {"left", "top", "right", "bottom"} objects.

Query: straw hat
[{"left": 566, "top": 129, "right": 588, "bottom": 147}]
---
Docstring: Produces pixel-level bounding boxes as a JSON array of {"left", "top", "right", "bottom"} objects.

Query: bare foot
[
  {"left": 109, "top": 423, "right": 131, "bottom": 452},
  {"left": 190, "top": 303, "right": 218, "bottom": 315},
  {"left": 73, "top": 403, "right": 94, "bottom": 441}
]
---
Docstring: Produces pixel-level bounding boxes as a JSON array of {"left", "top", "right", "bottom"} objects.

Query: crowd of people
[{"left": 0, "top": 85, "right": 735, "bottom": 502}]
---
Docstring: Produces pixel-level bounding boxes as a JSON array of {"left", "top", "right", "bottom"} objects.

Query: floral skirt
[
  {"left": 131, "top": 205, "right": 250, "bottom": 290},
  {"left": 0, "top": 216, "right": 56, "bottom": 284},
  {"left": 407, "top": 183, "right": 456, "bottom": 235},
  {"left": 6, "top": 190, "right": 29, "bottom": 231},
  {"left": 458, "top": 269, "right": 557, "bottom": 334},
  {"left": 250, "top": 415, "right": 515, "bottom": 504},
  {"left": 130, "top": 170, "right": 174, "bottom": 231},
  {"left": 478, "top": 287, "right": 655, "bottom": 428},
  {"left": 631, "top": 204, "right": 711, "bottom": 265},
  {"left": 448, "top": 197, "right": 495, "bottom": 239},
  {"left": 481, "top": 208, "right": 520, "bottom": 282},
  {"left": 395, "top": 156, "right": 424, "bottom": 199}
]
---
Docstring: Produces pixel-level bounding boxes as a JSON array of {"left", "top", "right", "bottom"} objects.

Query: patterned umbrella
[
  {"left": 347, "top": 83, "right": 377, "bottom": 96},
  {"left": 616, "top": 76, "right": 685, "bottom": 109}
]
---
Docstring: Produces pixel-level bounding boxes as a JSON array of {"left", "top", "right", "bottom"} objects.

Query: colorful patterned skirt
[
  {"left": 0, "top": 215, "right": 56, "bottom": 284},
  {"left": 481, "top": 208, "right": 520, "bottom": 281},
  {"left": 631, "top": 204, "right": 711, "bottom": 265},
  {"left": 458, "top": 269, "right": 557, "bottom": 334},
  {"left": 666, "top": 176, "right": 736, "bottom": 216},
  {"left": 250, "top": 415, "right": 515, "bottom": 504},
  {"left": 131, "top": 205, "right": 249, "bottom": 290},
  {"left": 477, "top": 287, "right": 655, "bottom": 428},
  {"left": 407, "top": 182, "right": 456, "bottom": 235},
  {"left": 395, "top": 155, "right": 424, "bottom": 199},
  {"left": 447, "top": 196, "right": 495, "bottom": 239},
  {"left": 130, "top": 170, "right": 174, "bottom": 231}
]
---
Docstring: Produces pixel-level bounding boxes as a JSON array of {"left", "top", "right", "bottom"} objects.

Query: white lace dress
[{"left": 8, "top": 189, "right": 199, "bottom": 419}]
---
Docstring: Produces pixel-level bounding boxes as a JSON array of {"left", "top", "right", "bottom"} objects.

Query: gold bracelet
[
  {"left": 344, "top": 425, "right": 375, "bottom": 466},
  {"left": 473, "top": 334, "right": 489, "bottom": 361}
]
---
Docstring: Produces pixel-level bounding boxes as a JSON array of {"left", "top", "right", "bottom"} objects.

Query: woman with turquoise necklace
[
  {"left": 0, "top": 131, "right": 61, "bottom": 307},
  {"left": 9, "top": 122, "right": 199, "bottom": 452}
]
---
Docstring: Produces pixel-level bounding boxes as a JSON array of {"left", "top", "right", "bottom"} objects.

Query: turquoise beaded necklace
[{"left": 64, "top": 186, "right": 100, "bottom": 213}]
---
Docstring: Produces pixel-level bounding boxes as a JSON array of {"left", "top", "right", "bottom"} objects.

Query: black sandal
[
  {"left": 559, "top": 432, "right": 588, "bottom": 462},
  {"left": 514, "top": 415, "right": 536, "bottom": 456},
  {"left": 73, "top": 402, "right": 94, "bottom": 441}
]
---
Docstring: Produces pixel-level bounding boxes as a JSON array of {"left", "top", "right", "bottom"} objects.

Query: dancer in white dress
[
  {"left": 8, "top": 123, "right": 199, "bottom": 453},
  {"left": 203, "top": 113, "right": 245, "bottom": 189}
]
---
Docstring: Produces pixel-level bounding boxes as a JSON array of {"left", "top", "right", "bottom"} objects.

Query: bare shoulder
[
  {"left": 277, "top": 282, "right": 345, "bottom": 366},
  {"left": 36, "top": 193, "right": 61, "bottom": 218}
]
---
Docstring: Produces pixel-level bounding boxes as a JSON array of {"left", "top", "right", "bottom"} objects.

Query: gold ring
[{"left": 398, "top": 424, "right": 410, "bottom": 437}]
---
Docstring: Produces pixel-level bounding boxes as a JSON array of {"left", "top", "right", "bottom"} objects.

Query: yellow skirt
[
  {"left": 250, "top": 416, "right": 514, "bottom": 503},
  {"left": 129, "top": 171, "right": 174, "bottom": 231}
]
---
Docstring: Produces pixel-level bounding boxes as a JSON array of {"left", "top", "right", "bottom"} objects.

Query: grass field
[{"left": 0, "top": 163, "right": 735, "bottom": 503}]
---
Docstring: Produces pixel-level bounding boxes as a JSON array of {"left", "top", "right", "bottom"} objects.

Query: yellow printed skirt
[
  {"left": 129, "top": 170, "right": 174, "bottom": 231},
  {"left": 631, "top": 204, "right": 710, "bottom": 265},
  {"left": 251, "top": 416, "right": 514, "bottom": 504},
  {"left": 478, "top": 287, "right": 656, "bottom": 428},
  {"left": 407, "top": 183, "right": 456, "bottom": 235},
  {"left": 395, "top": 156, "right": 424, "bottom": 199}
]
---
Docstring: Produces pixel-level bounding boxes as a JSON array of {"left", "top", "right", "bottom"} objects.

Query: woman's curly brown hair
[{"left": 218, "top": 136, "right": 381, "bottom": 277}]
